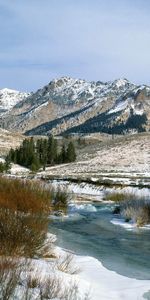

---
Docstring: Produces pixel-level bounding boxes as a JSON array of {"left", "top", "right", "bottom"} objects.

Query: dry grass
[
  {"left": 0, "top": 177, "right": 89, "bottom": 299},
  {"left": 0, "top": 177, "right": 52, "bottom": 257},
  {"left": 56, "top": 253, "right": 81, "bottom": 275},
  {"left": 0, "top": 177, "right": 69, "bottom": 257},
  {"left": 109, "top": 191, "right": 150, "bottom": 226},
  {"left": 105, "top": 192, "right": 135, "bottom": 202},
  {"left": 0, "top": 257, "right": 22, "bottom": 300},
  {"left": 0, "top": 257, "right": 89, "bottom": 300},
  {"left": 122, "top": 200, "right": 150, "bottom": 226},
  {"left": 38, "top": 276, "right": 90, "bottom": 300},
  {"left": 37, "top": 234, "right": 57, "bottom": 258},
  {"left": 52, "top": 187, "right": 68, "bottom": 213},
  {"left": 21, "top": 273, "right": 90, "bottom": 300},
  {"left": 0, "top": 177, "right": 51, "bottom": 214},
  {"left": 26, "top": 274, "right": 40, "bottom": 289}
]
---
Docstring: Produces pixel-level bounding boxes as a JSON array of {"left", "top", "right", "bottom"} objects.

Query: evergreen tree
[
  {"left": 8, "top": 148, "right": 16, "bottom": 163},
  {"left": 66, "top": 141, "right": 76, "bottom": 162},
  {"left": 0, "top": 162, "right": 5, "bottom": 173},
  {"left": 5, "top": 155, "right": 11, "bottom": 171},
  {"left": 41, "top": 139, "right": 48, "bottom": 169},
  {"left": 61, "top": 144, "right": 67, "bottom": 163},
  {"left": 30, "top": 154, "right": 41, "bottom": 172},
  {"left": 47, "top": 135, "right": 58, "bottom": 165},
  {"left": 7, "top": 136, "right": 76, "bottom": 171},
  {"left": 36, "top": 139, "right": 41, "bottom": 163}
]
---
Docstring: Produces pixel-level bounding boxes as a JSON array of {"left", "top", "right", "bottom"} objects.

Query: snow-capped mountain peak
[
  {"left": 0, "top": 88, "right": 30, "bottom": 112},
  {"left": 0, "top": 76, "right": 150, "bottom": 135},
  {"left": 113, "top": 78, "right": 130, "bottom": 88}
]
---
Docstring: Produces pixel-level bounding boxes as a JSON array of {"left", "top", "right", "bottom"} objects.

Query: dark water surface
[{"left": 49, "top": 203, "right": 150, "bottom": 280}]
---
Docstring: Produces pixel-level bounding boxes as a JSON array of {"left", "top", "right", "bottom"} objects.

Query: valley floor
[{"left": 1, "top": 132, "right": 150, "bottom": 299}]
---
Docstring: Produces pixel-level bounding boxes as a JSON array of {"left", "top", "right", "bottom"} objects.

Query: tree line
[{"left": 7, "top": 135, "right": 76, "bottom": 171}]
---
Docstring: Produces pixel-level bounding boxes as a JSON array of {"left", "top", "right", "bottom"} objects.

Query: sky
[{"left": 0, "top": 0, "right": 150, "bottom": 91}]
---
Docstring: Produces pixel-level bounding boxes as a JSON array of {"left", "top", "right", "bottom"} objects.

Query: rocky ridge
[{"left": 0, "top": 77, "right": 150, "bottom": 135}]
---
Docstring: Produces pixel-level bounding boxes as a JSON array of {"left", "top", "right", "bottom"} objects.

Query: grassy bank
[
  {"left": 107, "top": 191, "right": 150, "bottom": 226},
  {"left": 0, "top": 177, "right": 90, "bottom": 299}
]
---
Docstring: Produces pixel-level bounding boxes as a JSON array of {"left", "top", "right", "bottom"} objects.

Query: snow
[
  {"left": 47, "top": 179, "right": 104, "bottom": 198},
  {"left": 50, "top": 77, "right": 97, "bottom": 103},
  {"left": 2, "top": 75, "right": 149, "bottom": 135},
  {"left": 30, "top": 76, "right": 137, "bottom": 111},
  {"left": 108, "top": 100, "right": 128, "bottom": 115},
  {"left": 69, "top": 203, "right": 97, "bottom": 213},
  {"left": 1, "top": 207, "right": 150, "bottom": 300},
  {"left": 10, "top": 163, "right": 30, "bottom": 175},
  {"left": 0, "top": 88, "right": 30, "bottom": 111},
  {"left": 118, "top": 186, "right": 150, "bottom": 198},
  {"left": 34, "top": 101, "right": 49, "bottom": 112},
  {"left": 48, "top": 245, "right": 150, "bottom": 300},
  {"left": 111, "top": 217, "right": 150, "bottom": 231},
  {"left": 1, "top": 88, "right": 20, "bottom": 93},
  {"left": 111, "top": 218, "right": 136, "bottom": 230},
  {"left": 0, "top": 157, "right": 5, "bottom": 163},
  {"left": 113, "top": 79, "right": 129, "bottom": 88},
  {"left": 77, "top": 255, "right": 150, "bottom": 300},
  {"left": 12, "top": 240, "right": 150, "bottom": 300}
]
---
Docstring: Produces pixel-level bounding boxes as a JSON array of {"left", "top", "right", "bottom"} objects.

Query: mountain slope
[
  {"left": 0, "top": 77, "right": 150, "bottom": 135},
  {"left": 0, "top": 128, "right": 24, "bottom": 155},
  {"left": 37, "top": 132, "right": 150, "bottom": 184}
]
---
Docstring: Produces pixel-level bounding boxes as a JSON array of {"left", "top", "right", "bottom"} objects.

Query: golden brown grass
[
  {"left": 105, "top": 192, "right": 135, "bottom": 202},
  {"left": 122, "top": 200, "right": 150, "bottom": 227},
  {"left": 108, "top": 190, "right": 150, "bottom": 227},
  {"left": 0, "top": 177, "right": 52, "bottom": 257},
  {"left": 0, "top": 177, "right": 51, "bottom": 214}
]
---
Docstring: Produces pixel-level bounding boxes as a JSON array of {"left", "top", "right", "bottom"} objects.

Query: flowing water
[{"left": 49, "top": 202, "right": 150, "bottom": 280}]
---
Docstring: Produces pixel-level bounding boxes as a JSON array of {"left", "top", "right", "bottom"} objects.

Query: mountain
[
  {"left": 0, "top": 77, "right": 150, "bottom": 135},
  {"left": 0, "top": 88, "right": 30, "bottom": 113}
]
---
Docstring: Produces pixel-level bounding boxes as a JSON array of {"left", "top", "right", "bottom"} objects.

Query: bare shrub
[{"left": 56, "top": 253, "right": 80, "bottom": 275}]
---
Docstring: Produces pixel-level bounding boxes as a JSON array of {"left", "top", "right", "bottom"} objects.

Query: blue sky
[{"left": 0, "top": 0, "right": 150, "bottom": 91}]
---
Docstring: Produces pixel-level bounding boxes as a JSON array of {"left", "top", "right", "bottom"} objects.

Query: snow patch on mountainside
[{"left": 108, "top": 100, "right": 128, "bottom": 115}]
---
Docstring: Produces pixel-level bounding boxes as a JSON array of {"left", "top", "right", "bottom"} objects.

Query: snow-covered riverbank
[
  {"left": 75, "top": 253, "right": 150, "bottom": 300},
  {"left": 23, "top": 238, "right": 150, "bottom": 300},
  {"left": 46, "top": 179, "right": 150, "bottom": 203}
]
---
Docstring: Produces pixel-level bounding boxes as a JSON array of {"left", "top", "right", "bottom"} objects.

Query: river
[{"left": 49, "top": 201, "right": 150, "bottom": 280}]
